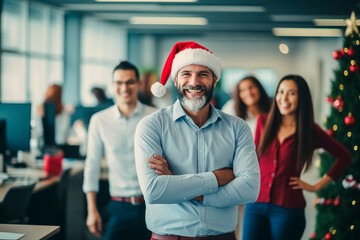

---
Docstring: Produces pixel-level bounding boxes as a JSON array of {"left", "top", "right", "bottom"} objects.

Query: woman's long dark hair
[
  {"left": 233, "top": 76, "right": 271, "bottom": 120},
  {"left": 257, "top": 75, "right": 315, "bottom": 172}
]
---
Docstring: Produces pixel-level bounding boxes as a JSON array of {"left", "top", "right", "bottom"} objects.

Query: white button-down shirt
[{"left": 83, "top": 102, "right": 156, "bottom": 197}]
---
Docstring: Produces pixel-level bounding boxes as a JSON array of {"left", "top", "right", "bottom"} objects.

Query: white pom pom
[{"left": 151, "top": 82, "right": 166, "bottom": 97}]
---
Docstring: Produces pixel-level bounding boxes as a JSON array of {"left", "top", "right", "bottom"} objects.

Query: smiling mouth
[
  {"left": 280, "top": 103, "right": 291, "bottom": 109},
  {"left": 186, "top": 89, "right": 204, "bottom": 94}
]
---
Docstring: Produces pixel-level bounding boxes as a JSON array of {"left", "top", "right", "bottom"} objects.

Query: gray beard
[
  {"left": 176, "top": 82, "right": 214, "bottom": 112},
  {"left": 180, "top": 95, "right": 207, "bottom": 112}
]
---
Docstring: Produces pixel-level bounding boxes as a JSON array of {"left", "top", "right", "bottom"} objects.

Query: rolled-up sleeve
[{"left": 82, "top": 116, "right": 103, "bottom": 193}]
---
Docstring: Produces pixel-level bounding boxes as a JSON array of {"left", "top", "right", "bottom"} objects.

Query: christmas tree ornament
[
  {"left": 310, "top": 232, "right": 316, "bottom": 239},
  {"left": 325, "top": 233, "right": 332, "bottom": 239},
  {"left": 347, "top": 47, "right": 355, "bottom": 56},
  {"left": 344, "top": 114, "right": 355, "bottom": 125},
  {"left": 314, "top": 196, "right": 340, "bottom": 206},
  {"left": 349, "top": 64, "right": 359, "bottom": 72},
  {"left": 333, "top": 97, "right": 344, "bottom": 109},
  {"left": 327, "top": 129, "right": 334, "bottom": 136},
  {"left": 345, "top": 11, "right": 359, "bottom": 36},
  {"left": 332, "top": 50, "right": 343, "bottom": 60},
  {"left": 342, "top": 175, "right": 360, "bottom": 190},
  {"left": 326, "top": 96, "right": 334, "bottom": 103}
]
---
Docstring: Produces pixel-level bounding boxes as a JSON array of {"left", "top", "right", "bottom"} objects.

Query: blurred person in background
[
  {"left": 222, "top": 75, "right": 271, "bottom": 135},
  {"left": 83, "top": 61, "right": 156, "bottom": 240},
  {"left": 221, "top": 75, "right": 271, "bottom": 239},
  {"left": 91, "top": 87, "right": 114, "bottom": 108},
  {"left": 37, "top": 84, "right": 70, "bottom": 145},
  {"left": 138, "top": 71, "right": 157, "bottom": 107}
]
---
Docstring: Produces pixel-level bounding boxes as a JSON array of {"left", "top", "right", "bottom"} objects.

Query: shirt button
[
  {"left": 271, "top": 173, "right": 275, "bottom": 177},
  {"left": 268, "top": 183, "right": 271, "bottom": 187},
  {"left": 273, "top": 159, "right": 276, "bottom": 163},
  {"left": 209, "top": 189, "right": 213, "bottom": 192}
]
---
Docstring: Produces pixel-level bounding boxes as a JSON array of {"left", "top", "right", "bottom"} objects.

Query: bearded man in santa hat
[{"left": 134, "top": 41, "right": 260, "bottom": 240}]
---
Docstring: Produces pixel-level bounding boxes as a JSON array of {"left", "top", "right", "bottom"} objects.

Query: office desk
[
  {"left": 0, "top": 224, "right": 60, "bottom": 240},
  {"left": 0, "top": 160, "right": 85, "bottom": 240},
  {"left": 0, "top": 168, "right": 59, "bottom": 202}
]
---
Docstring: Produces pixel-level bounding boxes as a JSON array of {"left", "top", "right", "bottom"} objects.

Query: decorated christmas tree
[{"left": 311, "top": 12, "right": 360, "bottom": 240}]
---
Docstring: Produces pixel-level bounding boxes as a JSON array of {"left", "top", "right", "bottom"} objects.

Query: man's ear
[
  {"left": 174, "top": 78, "right": 178, "bottom": 86},
  {"left": 213, "top": 77, "right": 218, "bottom": 87}
]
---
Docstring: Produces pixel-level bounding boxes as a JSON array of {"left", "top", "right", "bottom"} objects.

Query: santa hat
[{"left": 151, "top": 41, "right": 221, "bottom": 97}]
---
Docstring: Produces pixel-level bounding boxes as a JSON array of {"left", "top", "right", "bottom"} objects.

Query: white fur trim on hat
[
  {"left": 170, "top": 48, "right": 221, "bottom": 81},
  {"left": 151, "top": 82, "right": 166, "bottom": 97}
]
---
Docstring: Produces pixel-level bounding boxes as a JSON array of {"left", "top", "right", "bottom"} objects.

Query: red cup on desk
[{"left": 43, "top": 150, "right": 63, "bottom": 176}]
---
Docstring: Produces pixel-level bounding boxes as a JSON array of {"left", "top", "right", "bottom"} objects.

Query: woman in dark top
[{"left": 242, "top": 75, "right": 352, "bottom": 240}]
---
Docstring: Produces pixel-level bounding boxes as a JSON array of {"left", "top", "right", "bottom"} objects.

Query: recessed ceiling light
[
  {"left": 64, "top": 4, "right": 265, "bottom": 12},
  {"left": 130, "top": 16, "right": 207, "bottom": 25},
  {"left": 314, "top": 19, "right": 360, "bottom": 26},
  {"left": 273, "top": 28, "right": 342, "bottom": 37},
  {"left": 95, "top": 0, "right": 197, "bottom": 2},
  {"left": 279, "top": 43, "right": 289, "bottom": 54}
]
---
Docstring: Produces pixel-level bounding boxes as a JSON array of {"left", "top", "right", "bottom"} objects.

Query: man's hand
[
  {"left": 213, "top": 168, "right": 235, "bottom": 186},
  {"left": 193, "top": 195, "right": 204, "bottom": 201},
  {"left": 86, "top": 209, "right": 103, "bottom": 238},
  {"left": 148, "top": 154, "right": 173, "bottom": 175}
]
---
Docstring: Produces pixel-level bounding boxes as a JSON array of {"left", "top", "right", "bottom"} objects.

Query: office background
[{"left": 1, "top": 1, "right": 359, "bottom": 239}]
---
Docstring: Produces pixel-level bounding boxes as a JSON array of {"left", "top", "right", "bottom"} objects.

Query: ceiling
[{"left": 39, "top": 0, "right": 360, "bottom": 37}]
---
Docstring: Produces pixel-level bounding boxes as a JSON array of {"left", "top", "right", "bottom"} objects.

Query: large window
[
  {"left": 80, "top": 17, "right": 127, "bottom": 106},
  {"left": 1, "top": 0, "right": 64, "bottom": 110}
]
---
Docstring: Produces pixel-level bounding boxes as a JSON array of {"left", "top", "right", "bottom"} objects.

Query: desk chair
[
  {"left": 54, "top": 168, "right": 71, "bottom": 240},
  {"left": 0, "top": 183, "right": 36, "bottom": 223},
  {"left": 57, "top": 168, "right": 71, "bottom": 213}
]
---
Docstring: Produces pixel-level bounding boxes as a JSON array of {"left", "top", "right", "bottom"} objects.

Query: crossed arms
[{"left": 134, "top": 118, "right": 260, "bottom": 208}]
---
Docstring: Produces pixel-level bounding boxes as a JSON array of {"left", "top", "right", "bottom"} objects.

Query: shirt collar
[
  {"left": 172, "top": 99, "right": 222, "bottom": 125},
  {"left": 113, "top": 101, "right": 144, "bottom": 119}
]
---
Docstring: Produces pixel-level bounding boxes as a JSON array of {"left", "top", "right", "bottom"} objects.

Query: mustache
[{"left": 182, "top": 85, "right": 207, "bottom": 90}]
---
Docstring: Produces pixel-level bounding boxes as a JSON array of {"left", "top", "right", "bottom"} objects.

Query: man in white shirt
[{"left": 83, "top": 61, "right": 156, "bottom": 240}]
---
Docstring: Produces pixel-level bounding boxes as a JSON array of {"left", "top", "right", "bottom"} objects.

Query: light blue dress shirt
[
  {"left": 83, "top": 102, "right": 156, "bottom": 197},
  {"left": 135, "top": 100, "right": 260, "bottom": 237}
]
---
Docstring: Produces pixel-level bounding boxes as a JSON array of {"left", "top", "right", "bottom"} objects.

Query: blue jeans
[
  {"left": 242, "top": 203, "right": 305, "bottom": 240},
  {"left": 102, "top": 200, "right": 151, "bottom": 240}
]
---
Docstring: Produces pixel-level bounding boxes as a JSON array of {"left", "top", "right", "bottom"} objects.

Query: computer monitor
[
  {"left": 0, "top": 103, "right": 31, "bottom": 157},
  {"left": 42, "top": 102, "right": 56, "bottom": 146},
  {"left": 0, "top": 120, "right": 6, "bottom": 172},
  {"left": 70, "top": 105, "right": 109, "bottom": 128}
]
